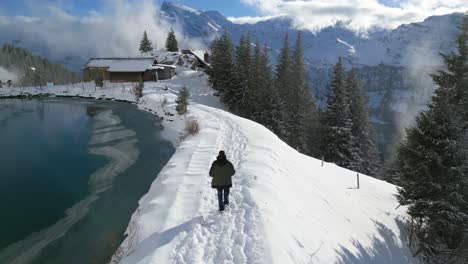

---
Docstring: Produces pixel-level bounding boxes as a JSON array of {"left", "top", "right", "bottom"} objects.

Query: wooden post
[
  {"left": 321, "top": 156, "right": 324, "bottom": 167},
  {"left": 357, "top": 173, "right": 360, "bottom": 189}
]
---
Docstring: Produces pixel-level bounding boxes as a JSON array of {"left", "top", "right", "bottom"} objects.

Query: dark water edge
[{"left": 0, "top": 98, "right": 175, "bottom": 264}]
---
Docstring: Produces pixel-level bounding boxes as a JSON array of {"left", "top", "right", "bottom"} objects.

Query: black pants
[{"left": 217, "top": 187, "right": 230, "bottom": 211}]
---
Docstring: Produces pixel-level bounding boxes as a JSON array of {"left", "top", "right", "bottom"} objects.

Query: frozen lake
[{"left": 0, "top": 98, "right": 174, "bottom": 263}]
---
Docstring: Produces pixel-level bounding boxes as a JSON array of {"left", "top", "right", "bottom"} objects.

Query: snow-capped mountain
[
  {"left": 160, "top": 1, "right": 464, "bottom": 157},
  {"left": 160, "top": 1, "right": 463, "bottom": 68},
  {"left": 160, "top": 1, "right": 222, "bottom": 41}
]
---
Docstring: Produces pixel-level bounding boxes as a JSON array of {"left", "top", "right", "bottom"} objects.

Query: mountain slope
[
  {"left": 0, "top": 52, "right": 417, "bottom": 263},
  {"left": 0, "top": 44, "right": 79, "bottom": 86},
  {"left": 115, "top": 82, "right": 415, "bottom": 263},
  {"left": 161, "top": 1, "right": 463, "bottom": 67}
]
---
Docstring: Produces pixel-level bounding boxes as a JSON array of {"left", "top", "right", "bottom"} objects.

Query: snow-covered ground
[{"left": 0, "top": 55, "right": 416, "bottom": 264}]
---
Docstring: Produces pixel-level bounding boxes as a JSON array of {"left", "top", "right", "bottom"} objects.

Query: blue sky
[
  {"left": 1, "top": 0, "right": 466, "bottom": 33},
  {"left": 0, "top": 0, "right": 259, "bottom": 17}
]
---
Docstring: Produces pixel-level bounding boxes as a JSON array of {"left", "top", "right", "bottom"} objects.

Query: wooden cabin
[{"left": 83, "top": 57, "right": 176, "bottom": 83}]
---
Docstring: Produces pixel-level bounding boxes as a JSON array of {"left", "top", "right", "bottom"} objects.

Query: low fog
[
  {"left": 0, "top": 0, "right": 205, "bottom": 69},
  {"left": 0, "top": 67, "right": 17, "bottom": 82},
  {"left": 388, "top": 35, "right": 447, "bottom": 156}
]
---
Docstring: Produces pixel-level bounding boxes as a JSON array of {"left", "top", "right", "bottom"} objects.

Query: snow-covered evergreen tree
[
  {"left": 234, "top": 34, "right": 252, "bottom": 116},
  {"left": 275, "top": 33, "right": 293, "bottom": 141},
  {"left": 261, "top": 45, "right": 284, "bottom": 135},
  {"left": 397, "top": 15, "right": 468, "bottom": 263},
  {"left": 249, "top": 41, "right": 266, "bottom": 121},
  {"left": 323, "top": 57, "right": 355, "bottom": 167},
  {"left": 346, "top": 70, "right": 380, "bottom": 175},
  {"left": 290, "top": 32, "right": 319, "bottom": 155},
  {"left": 139, "top": 31, "right": 153, "bottom": 54},
  {"left": 165, "top": 29, "right": 179, "bottom": 52},
  {"left": 176, "top": 87, "right": 190, "bottom": 115},
  {"left": 248, "top": 42, "right": 281, "bottom": 134},
  {"left": 207, "top": 30, "right": 237, "bottom": 110}
]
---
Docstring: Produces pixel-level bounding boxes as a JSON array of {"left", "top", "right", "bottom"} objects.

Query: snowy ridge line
[{"left": 1, "top": 73, "right": 416, "bottom": 263}]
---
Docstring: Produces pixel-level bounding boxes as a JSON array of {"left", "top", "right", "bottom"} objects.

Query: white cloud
[
  {"left": 0, "top": 0, "right": 204, "bottom": 69},
  {"left": 238, "top": 0, "right": 467, "bottom": 33},
  {"left": 227, "top": 15, "right": 278, "bottom": 24}
]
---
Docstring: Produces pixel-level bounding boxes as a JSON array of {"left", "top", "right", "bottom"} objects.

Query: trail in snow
[{"left": 170, "top": 108, "right": 263, "bottom": 264}]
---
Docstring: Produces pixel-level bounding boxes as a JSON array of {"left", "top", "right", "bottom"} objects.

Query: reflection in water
[{"left": 0, "top": 98, "right": 174, "bottom": 264}]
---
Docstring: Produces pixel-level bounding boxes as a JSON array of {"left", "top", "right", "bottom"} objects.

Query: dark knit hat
[{"left": 217, "top": 150, "right": 226, "bottom": 161}]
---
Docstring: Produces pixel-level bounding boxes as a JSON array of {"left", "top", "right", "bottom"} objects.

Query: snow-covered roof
[
  {"left": 155, "top": 64, "right": 176, "bottom": 69},
  {"left": 148, "top": 65, "right": 165, "bottom": 70},
  {"left": 189, "top": 50, "right": 210, "bottom": 67},
  {"left": 85, "top": 58, "right": 156, "bottom": 72},
  {"left": 191, "top": 50, "right": 207, "bottom": 62}
]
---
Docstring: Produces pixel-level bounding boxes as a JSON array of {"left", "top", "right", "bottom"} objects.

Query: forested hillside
[{"left": 0, "top": 44, "right": 78, "bottom": 87}]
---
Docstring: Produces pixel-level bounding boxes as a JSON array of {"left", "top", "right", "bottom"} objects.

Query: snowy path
[
  {"left": 117, "top": 103, "right": 264, "bottom": 264},
  {"left": 170, "top": 108, "right": 263, "bottom": 264}
]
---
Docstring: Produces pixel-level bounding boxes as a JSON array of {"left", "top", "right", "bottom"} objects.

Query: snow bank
[
  {"left": 0, "top": 58, "right": 416, "bottom": 263},
  {"left": 115, "top": 98, "right": 415, "bottom": 264}
]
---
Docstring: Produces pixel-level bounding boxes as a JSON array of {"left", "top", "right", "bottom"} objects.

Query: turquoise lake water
[{"left": 0, "top": 98, "right": 174, "bottom": 263}]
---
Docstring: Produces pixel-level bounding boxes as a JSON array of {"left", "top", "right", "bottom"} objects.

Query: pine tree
[
  {"left": 0, "top": 43, "right": 78, "bottom": 86},
  {"left": 275, "top": 33, "right": 293, "bottom": 140},
  {"left": 139, "top": 31, "right": 153, "bottom": 54},
  {"left": 249, "top": 41, "right": 278, "bottom": 131},
  {"left": 346, "top": 70, "right": 380, "bottom": 175},
  {"left": 176, "top": 87, "right": 190, "bottom": 115},
  {"left": 260, "top": 44, "right": 283, "bottom": 134},
  {"left": 248, "top": 40, "right": 263, "bottom": 120},
  {"left": 397, "top": 15, "right": 468, "bottom": 263},
  {"left": 233, "top": 34, "right": 253, "bottom": 117},
  {"left": 290, "top": 32, "right": 319, "bottom": 154},
  {"left": 207, "top": 30, "right": 238, "bottom": 111},
  {"left": 165, "top": 29, "right": 179, "bottom": 52},
  {"left": 323, "top": 57, "right": 355, "bottom": 167}
]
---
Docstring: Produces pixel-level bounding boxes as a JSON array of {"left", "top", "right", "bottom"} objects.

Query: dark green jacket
[{"left": 209, "top": 160, "right": 235, "bottom": 188}]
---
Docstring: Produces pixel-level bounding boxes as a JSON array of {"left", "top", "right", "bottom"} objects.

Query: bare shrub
[
  {"left": 132, "top": 81, "right": 144, "bottom": 100},
  {"left": 177, "top": 119, "right": 200, "bottom": 144},
  {"left": 185, "top": 119, "right": 200, "bottom": 135},
  {"left": 161, "top": 97, "right": 168, "bottom": 108}
]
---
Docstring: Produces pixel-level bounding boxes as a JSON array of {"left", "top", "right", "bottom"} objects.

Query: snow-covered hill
[
  {"left": 0, "top": 52, "right": 417, "bottom": 263},
  {"left": 117, "top": 95, "right": 415, "bottom": 264}
]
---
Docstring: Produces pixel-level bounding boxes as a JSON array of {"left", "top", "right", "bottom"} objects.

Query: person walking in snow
[{"left": 209, "top": 150, "right": 235, "bottom": 212}]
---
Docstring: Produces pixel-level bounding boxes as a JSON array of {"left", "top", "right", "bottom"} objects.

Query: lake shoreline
[{"left": 0, "top": 86, "right": 184, "bottom": 263}]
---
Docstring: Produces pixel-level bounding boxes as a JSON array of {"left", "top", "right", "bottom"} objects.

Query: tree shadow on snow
[{"left": 334, "top": 219, "right": 419, "bottom": 264}]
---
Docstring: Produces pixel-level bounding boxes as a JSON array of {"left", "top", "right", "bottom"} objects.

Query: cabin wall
[
  {"left": 158, "top": 68, "right": 175, "bottom": 80},
  {"left": 109, "top": 72, "right": 143, "bottom": 83},
  {"left": 83, "top": 68, "right": 109, "bottom": 82},
  {"left": 143, "top": 70, "right": 158, "bottom": 82}
]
